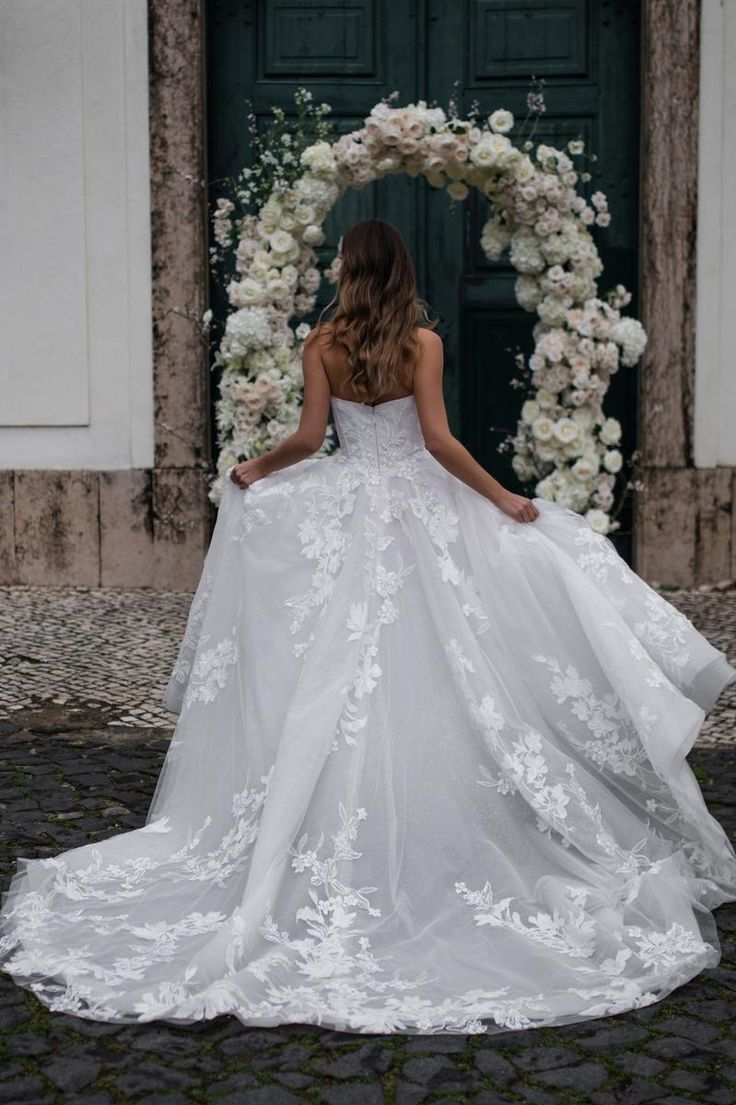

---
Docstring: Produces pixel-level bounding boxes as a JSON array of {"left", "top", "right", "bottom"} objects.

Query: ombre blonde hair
[{"left": 318, "top": 219, "right": 437, "bottom": 402}]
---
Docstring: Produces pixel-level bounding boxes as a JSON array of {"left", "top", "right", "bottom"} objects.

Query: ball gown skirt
[{"left": 1, "top": 394, "right": 736, "bottom": 1036}]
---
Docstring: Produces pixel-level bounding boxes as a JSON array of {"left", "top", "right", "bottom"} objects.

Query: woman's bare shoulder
[
  {"left": 415, "top": 326, "right": 442, "bottom": 349},
  {"left": 305, "top": 322, "right": 334, "bottom": 344}
]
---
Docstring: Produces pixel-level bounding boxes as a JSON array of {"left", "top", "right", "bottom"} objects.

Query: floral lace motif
[
  {"left": 167, "top": 574, "right": 213, "bottom": 694},
  {"left": 183, "top": 631, "right": 238, "bottom": 708},
  {"left": 573, "top": 525, "right": 632, "bottom": 585},
  {"left": 633, "top": 591, "right": 692, "bottom": 678}
]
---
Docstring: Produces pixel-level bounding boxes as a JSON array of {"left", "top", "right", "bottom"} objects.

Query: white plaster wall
[
  {"left": 694, "top": 0, "right": 736, "bottom": 468},
  {"left": 0, "top": 0, "right": 154, "bottom": 468}
]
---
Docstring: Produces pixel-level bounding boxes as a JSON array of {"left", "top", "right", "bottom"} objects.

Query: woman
[{"left": 2, "top": 219, "right": 735, "bottom": 1036}]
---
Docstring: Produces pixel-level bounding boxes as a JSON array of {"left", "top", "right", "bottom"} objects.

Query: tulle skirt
[{"left": 1, "top": 448, "right": 735, "bottom": 1034}]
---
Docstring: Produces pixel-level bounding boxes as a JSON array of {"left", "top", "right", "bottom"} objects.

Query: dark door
[{"left": 207, "top": 0, "right": 640, "bottom": 505}]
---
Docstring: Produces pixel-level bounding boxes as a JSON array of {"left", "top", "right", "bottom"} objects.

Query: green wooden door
[{"left": 207, "top": 0, "right": 640, "bottom": 537}]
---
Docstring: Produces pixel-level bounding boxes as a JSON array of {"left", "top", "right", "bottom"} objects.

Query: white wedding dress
[{"left": 2, "top": 393, "right": 736, "bottom": 1035}]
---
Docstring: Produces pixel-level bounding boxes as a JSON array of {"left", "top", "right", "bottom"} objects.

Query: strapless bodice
[{"left": 330, "top": 394, "right": 427, "bottom": 479}]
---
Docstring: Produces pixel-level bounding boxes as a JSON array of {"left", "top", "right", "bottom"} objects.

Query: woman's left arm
[{"left": 230, "top": 330, "right": 331, "bottom": 489}]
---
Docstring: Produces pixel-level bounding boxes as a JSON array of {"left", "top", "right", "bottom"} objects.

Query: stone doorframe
[
  {"left": 144, "top": 0, "right": 212, "bottom": 589},
  {"left": 149, "top": 0, "right": 732, "bottom": 589},
  {"left": 636, "top": 0, "right": 734, "bottom": 585}
]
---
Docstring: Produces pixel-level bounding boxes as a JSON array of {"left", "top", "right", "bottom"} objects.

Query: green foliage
[{"left": 237, "top": 87, "right": 335, "bottom": 211}]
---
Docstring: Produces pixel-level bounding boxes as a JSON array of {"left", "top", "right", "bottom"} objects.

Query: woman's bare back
[{"left": 315, "top": 323, "right": 422, "bottom": 406}]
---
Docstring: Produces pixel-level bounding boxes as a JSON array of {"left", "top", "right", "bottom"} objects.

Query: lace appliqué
[
  {"left": 183, "top": 630, "right": 239, "bottom": 708},
  {"left": 573, "top": 525, "right": 632, "bottom": 585},
  {"left": 633, "top": 591, "right": 693, "bottom": 678},
  {"left": 168, "top": 574, "right": 213, "bottom": 692}
]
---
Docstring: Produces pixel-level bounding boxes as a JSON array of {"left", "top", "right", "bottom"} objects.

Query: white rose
[
  {"left": 603, "top": 449, "right": 623, "bottom": 474},
  {"left": 572, "top": 407, "right": 595, "bottom": 432},
  {"left": 300, "top": 267, "right": 321, "bottom": 293},
  {"left": 266, "top": 278, "right": 290, "bottom": 301},
  {"left": 294, "top": 205, "right": 316, "bottom": 224},
  {"left": 521, "top": 400, "right": 540, "bottom": 424},
  {"left": 535, "top": 475, "right": 558, "bottom": 501},
  {"left": 512, "top": 455, "right": 535, "bottom": 481},
  {"left": 532, "top": 416, "right": 554, "bottom": 442},
  {"left": 487, "top": 133, "right": 512, "bottom": 161},
  {"left": 535, "top": 444, "right": 558, "bottom": 463},
  {"left": 585, "top": 509, "right": 610, "bottom": 535},
  {"left": 593, "top": 487, "right": 614, "bottom": 510},
  {"left": 269, "top": 229, "right": 295, "bottom": 253},
  {"left": 446, "top": 181, "right": 469, "bottom": 201},
  {"left": 599, "top": 417, "right": 621, "bottom": 445},
  {"left": 228, "top": 277, "right": 266, "bottom": 308},
  {"left": 470, "top": 137, "right": 499, "bottom": 168},
  {"left": 489, "top": 109, "right": 514, "bottom": 134},
  {"left": 571, "top": 454, "right": 599, "bottom": 481},
  {"left": 553, "top": 417, "right": 579, "bottom": 445},
  {"left": 295, "top": 323, "right": 311, "bottom": 340},
  {"left": 536, "top": 389, "right": 557, "bottom": 410},
  {"left": 514, "top": 156, "right": 536, "bottom": 183},
  {"left": 302, "top": 224, "right": 325, "bottom": 246}
]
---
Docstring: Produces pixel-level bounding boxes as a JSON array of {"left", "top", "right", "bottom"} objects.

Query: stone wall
[
  {"left": 0, "top": 0, "right": 212, "bottom": 592},
  {"left": 634, "top": 0, "right": 736, "bottom": 587}
]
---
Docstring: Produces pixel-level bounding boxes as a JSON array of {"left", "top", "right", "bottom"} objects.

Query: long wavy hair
[{"left": 318, "top": 219, "right": 437, "bottom": 402}]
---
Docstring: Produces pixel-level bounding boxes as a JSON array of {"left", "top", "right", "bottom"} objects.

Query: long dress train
[{"left": 1, "top": 393, "right": 735, "bottom": 1035}]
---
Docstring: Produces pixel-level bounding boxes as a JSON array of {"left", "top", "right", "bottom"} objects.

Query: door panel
[
  {"left": 207, "top": 0, "right": 640, "bottom": 549},
  {"left": 426, "top": 0, "right": 640, "bottom": 510}
]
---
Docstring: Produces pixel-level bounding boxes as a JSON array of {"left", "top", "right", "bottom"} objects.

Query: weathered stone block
[
  {"left": 694, "top": 467, "right": 732, "bottom": 582},
  {"left": 634, "top": 468, "right": 696, "bottom": 586},
  {"left": 0, "top": 470, "right": 16, "bottom": 583},
  {"left": 153, "top": 466, "right": 212, "bottom": 591},
  {"left": 14, "top": 471, "right": 99, "bottom": 586},
  {"left": 100, "top": 470, "right": 154, "bottom": 587}
]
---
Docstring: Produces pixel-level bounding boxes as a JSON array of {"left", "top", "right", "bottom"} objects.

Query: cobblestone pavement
[
  {"left": 1, "top": 584, "right": 734, "bottom": 743},
  {"left": 0, "top": 586, "right": 189, "bottom": 731},
  {"left": 0, "top": 584, "right": 735, "bottom": 1105}
]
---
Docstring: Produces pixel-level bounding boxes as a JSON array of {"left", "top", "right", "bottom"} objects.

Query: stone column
[
  {"left": 147, "top": 0, "right": 212, "bottom": 590},
  {"left": 635, "top": 0, "right": 734, "bottom": 586}
]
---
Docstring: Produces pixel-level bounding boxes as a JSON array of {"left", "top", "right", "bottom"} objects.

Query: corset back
[{"left": 330, "top": 394, "right": 426, "bottom": 478}]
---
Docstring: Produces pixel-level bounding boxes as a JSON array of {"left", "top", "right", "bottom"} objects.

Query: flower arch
[{"left": 208, "top": 91, "right": 647, "bottom": 535}]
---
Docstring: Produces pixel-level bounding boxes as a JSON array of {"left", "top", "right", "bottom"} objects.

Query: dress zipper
[{"left": 372, "top": 405, "right": 381, "bottom": 479}]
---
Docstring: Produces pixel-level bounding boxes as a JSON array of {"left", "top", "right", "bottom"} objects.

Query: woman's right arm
[{"left": 413, "top": 330, "right": 539, "bottom": 524}]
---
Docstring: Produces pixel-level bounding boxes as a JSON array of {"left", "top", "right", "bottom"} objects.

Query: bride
[{"left": 2, "top": 219, "right": 735, "bottom": 1036}]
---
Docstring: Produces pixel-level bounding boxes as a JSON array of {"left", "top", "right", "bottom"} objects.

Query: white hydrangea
[
  {"left": 480, "top": 216, "right": 513, "bottom": 260},
  {"left": 227, "top": 277, "right": 267, "bottom": 308},
  {"left": 515, "top": 275, "right": 543, "bottom": 312},
  {"left": 300, "top": 141, "right": 338, "bottom": 176},
  {"left": 221, "top": 307, "right": 272, "bottom": 357},
  {"left": 609, "top": 317, "right": 647, "bottom": 366}
]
